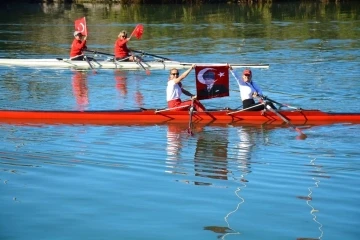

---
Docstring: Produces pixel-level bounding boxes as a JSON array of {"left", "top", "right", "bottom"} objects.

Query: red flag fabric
[
  {"left": 131, "top": 24, "right": 144, "bottom": 39},
  {"left": 195, "top": 66, "right": 229, "bottom": 100},
  {"left": 74, "top": 17, "right": 88, "bottom": 36}
]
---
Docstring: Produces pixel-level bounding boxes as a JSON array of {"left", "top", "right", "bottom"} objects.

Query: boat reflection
[
  {"left": 165, "top": 123, "right": 268, "bottom": 185},
  {"left": 114, "top": 70, "right": 144, "bottom": 108},
  {"left": 164, "top": 123, "right": 272, "bottom": 238},
  {"left": 72, "top": 70, "right": 89, "bottom": 110},
  {"left": 193, "top": 128, "right": 229, "bottom": 184},
  {"left": 114, "top": 69, "right": 128, "bottom": 97},
  {"left": 201, "top": 125, "right": 263, "bottom": 239}
]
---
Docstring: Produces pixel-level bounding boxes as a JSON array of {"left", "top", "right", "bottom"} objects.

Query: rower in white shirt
[
  {"left": 228, "top": 65, "right": 276, "bottom": 111},
  {"left": 166, "top": 64, "right": 206, "bottom": 112}
]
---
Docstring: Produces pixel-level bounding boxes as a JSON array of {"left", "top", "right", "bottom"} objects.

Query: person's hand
[
  {"left": 191, "top": 64, "right": 196, "bottom": 69},
  {"left": 83, "top": 36, "right": 87, "bottom": 40},
  {"left": 191, "top": 95, "right": 197, "bottom": 100},
  {"left": 227, "top": 63, "right": 233, "bottom": 70},
  {"left": 252, "top": 92, "right": 258, "bottom": 97}
]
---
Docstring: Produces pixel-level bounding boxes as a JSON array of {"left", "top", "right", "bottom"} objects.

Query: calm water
[{"left": 1, "top": 2, "right": 360, "bottom": 240}]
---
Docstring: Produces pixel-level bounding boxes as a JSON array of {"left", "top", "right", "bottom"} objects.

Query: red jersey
[
  {"left": 70, "top": 39, "right": 87, "bottom": 57},
  {"left": 114, "top": 38, "right": 130, "bottom": 58}
]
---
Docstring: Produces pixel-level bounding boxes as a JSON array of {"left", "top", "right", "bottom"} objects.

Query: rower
[
  {"left": 70, "top": 31, "right": 88, "bottom": 61},
  {"left": 114, "top": 30, "right": 136, "bottom": 62},
  {"left": 167, "top": 65, "right": 206, "bottom": 112},
  {"left": 228, "top": 65, "right": 276, "bottom": 111}
]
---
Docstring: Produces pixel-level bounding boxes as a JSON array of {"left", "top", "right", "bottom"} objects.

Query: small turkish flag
[
  {"left": 131, "top": 24, "right": 144, "bottom": 39},
  {"left": 74, "top": 17, "right": 88, "bottom": 36}
]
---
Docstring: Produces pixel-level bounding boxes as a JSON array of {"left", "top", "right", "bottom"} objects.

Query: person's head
[
  {"left": 74, "top": 31, "right": 83, "bottom": 38},
  {"left": 242, "top": 69, "right": 252, "bottom": 82},
  {"left": 118, "top": 30, "right": 127, "bottom": 38},
  {"left": 169, "top": 68, "right": 179, "bottom": 79},
  {"left": 197, "top": 68, "right": 216, "bottom": 86},
  {"left": 202, "top": 71, "right": 215, "bottom": 85}
]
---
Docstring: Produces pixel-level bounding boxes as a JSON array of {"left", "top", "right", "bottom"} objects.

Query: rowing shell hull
[
  {"left": 0, "top": 59, "right": 270, "bottom": 70},
  {"left": 1, "top": 109, "right": 360, "bottom": 125}
]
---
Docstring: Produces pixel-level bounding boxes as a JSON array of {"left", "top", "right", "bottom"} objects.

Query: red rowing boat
[{"left": 1, "top": 108, "right": 360, "bottom": 125}]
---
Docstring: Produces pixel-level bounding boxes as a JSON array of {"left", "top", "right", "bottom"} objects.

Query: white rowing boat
[{"left": 0, "top": 58, "right": 270, "bottom": 70}]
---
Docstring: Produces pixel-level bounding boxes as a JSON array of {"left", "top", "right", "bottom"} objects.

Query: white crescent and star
[
  {"left": 197, "top": 68, "right": 225, "bottom": 84},
  {"left": 77, "top": 23, "right": 85, "bottom": 33}
]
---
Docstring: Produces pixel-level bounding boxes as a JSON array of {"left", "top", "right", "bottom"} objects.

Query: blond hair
[
  {"left": 118, "top": 30, "right": 127, "bottom": 38},
  {"left": 169, "top": 68, "right": 179, "bottom": 74}
]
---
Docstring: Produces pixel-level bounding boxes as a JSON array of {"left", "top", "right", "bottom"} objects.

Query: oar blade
[
  {"left": 294, "top": 128, "right": 307, "bottom": 139},
  {"left": 187, "top": 100, "right": 195, "bottom": 136},
  {"left": 265, "top": 104, "right": 307, "bottom": 139}
]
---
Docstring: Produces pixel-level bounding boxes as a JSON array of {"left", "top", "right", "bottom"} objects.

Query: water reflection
[
  {"left": 205, "top": 125, "right": 261, "bottom": 239},
  {"left": 114, "top": 70, "right": 144, "bottom": 108},
  {"left": 71, "top": 70, "right": 89, "bottom": 110},
  {"left": 114, "top": 69, "right": 128, "bottom": 97},
  {"left": 165, "top": 124, "right": 270, "bottom": 184},
  {"left": 165, "top": 123, "right": 271, "bottom": 238},
  {"left": 194, "top": 129, "right": 229, "bottom": 185},
  {"left": 296, "top": 157, "right": 326, "bottom": 240},
  {"left": 165, "top": 124, "right": 186, "bottom": 176},
  {"left": 134, "top": 82, "right": 144, "bottom": 108}
]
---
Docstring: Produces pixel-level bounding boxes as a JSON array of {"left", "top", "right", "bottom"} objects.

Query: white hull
[{"left": 0, "top": 58, "right": 270, "bottom": 70}]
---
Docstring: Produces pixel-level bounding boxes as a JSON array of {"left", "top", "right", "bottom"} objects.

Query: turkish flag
[
  {"left": 131, "top": 24, "right": 144, "bottom": 39},
  {"left": 74, "top": 17, "right": 88, "bottom": 36},
  {"left": 195, "top": 65, "right": 229, "bottom": 100}
]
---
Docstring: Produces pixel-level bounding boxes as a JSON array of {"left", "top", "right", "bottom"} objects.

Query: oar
[
  {"left": 155, "top": 105, "right": 191, "bottom": 113},
  {"left": 86, "top": 49, "right": 150, "bottom": 74},
  {"left": 84, "top": 55, "right": 97, "bottom": 74},
  {"left": 132, "top": 50, "right": 171, "bottom": 61},
  {"left": 86, "top": 49, "right": 170, "bottom": 62},
  {"left": 137, "top": 60, "right": 150, "bottom": 75},
  {"left": 56, "top": 58, "right": 78, "bottom": 67},
  {"left": 264, "top": 103, "right": 307, "bottom": 139},
  {"left": 227, "top": 102, "right": 265, "bottom": 115},
  {"left": 180, "top": 62, "right": 269, "bottom": 69},
  {"left": 133, "top": 53, "right": 150, "bottom": 75},
  {"left": 187, "top": 99, "right": 195, "bottom": 135},
  {"left": 261, "top": 95, "right": 302, "bottom": 110},
  {"left": 85, "top": 49, "right": 114, "bottom": 57}
]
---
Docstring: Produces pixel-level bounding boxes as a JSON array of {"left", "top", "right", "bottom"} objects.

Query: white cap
[{"left": 74, "top": 31, "right": 82, "bottom": 37}]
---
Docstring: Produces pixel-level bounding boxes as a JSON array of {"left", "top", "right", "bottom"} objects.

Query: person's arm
[
  {"left": 228, "top": 64, "right": 243, "bottom": 86},
  {"left": 79, "top": 37, "right": 87, "bottom": 50},
  {"left": 173, "top": 64, "right": 196, "bottom": 84},
  {"left": 252, "top": 82, "right": 263, "bottom": 96},
  {"left": 181, "top": 88, "right": 194, "bottom": 98}
]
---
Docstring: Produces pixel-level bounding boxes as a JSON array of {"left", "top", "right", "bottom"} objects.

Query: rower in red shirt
[
  {"left": 70, "top": 31, "right": 88, "bottom": 61},
  {"left": 167, "top": 64, "right": 206, "bottom": 112},
  {"left": 114, "top": 30, "right": 136, "bottom": 62}
]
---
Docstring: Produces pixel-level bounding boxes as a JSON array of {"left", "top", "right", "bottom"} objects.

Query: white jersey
[
  {"left": 230, "top": 70, "right": 263, "bottom": 101},
  {"left": 166, "top": 80, "right": 182, "bottom": 101}
]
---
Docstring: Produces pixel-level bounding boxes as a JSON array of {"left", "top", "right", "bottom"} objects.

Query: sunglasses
[{"left": 171, "top": 73, "right": 179, "bottom": 76}]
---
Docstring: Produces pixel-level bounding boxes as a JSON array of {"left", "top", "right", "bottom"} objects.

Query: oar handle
[
  {"left": 85, "top": 49, "right": 115, "bottom": 57},
  {"left": 132, "top": 50, "right": 171, "bottom": 60},
  {"left": 259, "top": 95, "right": 302, "bottom": 110},
  {"left": 188, "top": 99, "right": 195, "bottom": 135}
]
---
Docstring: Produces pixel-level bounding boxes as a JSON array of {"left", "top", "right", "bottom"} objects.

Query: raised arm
[
  {"left": 173, "top": 64, "right": 196, "bottom": 84},
  {"left": 228, "top": 64, "right": 242, "bottom": 86}
]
